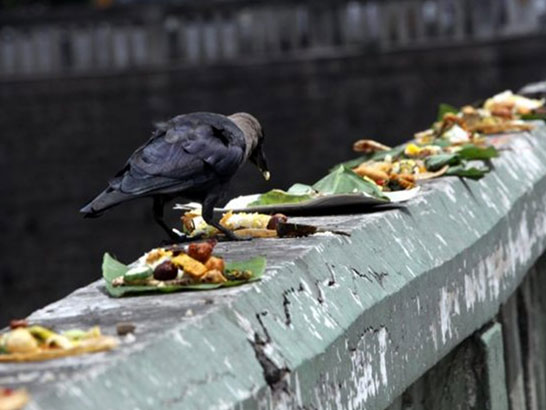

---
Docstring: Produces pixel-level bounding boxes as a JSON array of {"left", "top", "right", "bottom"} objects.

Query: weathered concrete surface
[
  {"left": 385, "top": 258, "right": 546, "bottom": 410},
  {"left": 2, "top": 122, "right": 546, "bottom": 409}
]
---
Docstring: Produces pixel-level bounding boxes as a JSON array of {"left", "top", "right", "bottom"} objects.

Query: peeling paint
[{"left": 439, "top": 287, "right": 461, "bottom": 344}]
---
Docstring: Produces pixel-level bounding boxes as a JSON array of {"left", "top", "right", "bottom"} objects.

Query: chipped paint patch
[
  {"left": 349, "top": 327, "right": 390, "bottom": 409},
  {"left": 439, "top": 287, "right": 461, "bottom": 344}
]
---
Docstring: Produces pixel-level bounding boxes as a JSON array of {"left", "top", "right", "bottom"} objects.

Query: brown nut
[
  {"left": 153, "top": 261, "right": 178, "bottom": 281},
  {"left": 9, "top": 319, "right": 28, "bottom": 329},
  {"left": 266, "top": 214, "right": 288, "bottom": 230}
]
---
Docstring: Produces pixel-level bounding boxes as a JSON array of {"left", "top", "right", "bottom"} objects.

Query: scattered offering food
[
  {"left": 0, "top": 323, "right": 117, "bottom": 362},
  {"left": 0, "top": 388, "right": 29, "bottom": 410},
  {"left": 484, "top": 90, "right": 544, "bottom": 116},
  {"left": 181, "top": 210, "right": 287, "bottom": 238},
  {"left": 348, "top": 139, "right": 498, "bottom": 190},
  {"left": 344, "top": 90, "right": 541, "bottom": 190},
  {"left": 103, "top": 241, "right": 266, "bottom": 297},
  {"left": 180, "top": 210, "right": 349, "bottom": 238}
]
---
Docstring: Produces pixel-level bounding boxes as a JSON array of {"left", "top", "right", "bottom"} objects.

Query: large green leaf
[
  {"left": 424, "top": 145, "right": 497, "bottom": 172},
  {"left": 102, "top": 253, "right": 266, "bottom": 297},
  {"left": 248, "top": 189, "right": 314, "bottom": 206},
  {"left": 424, "top": 154, "right": 460, "bottom": 171},
  {"left": 436, "top": 103, "right": 458, "bottom": 121},
  {"left": 332, "top": 155, "right": 371, "bottom": 171},
  {"left": 330, "top": 144, "right": 406, "bottom": 171},
  {"left": 457, "top": 145, "right": 499, "bottom": 160},
  {"left": 371, "top": 144, "right": 406, "bottom": 161},
  {"left": 445, "top": 164, "right": 489, "bottom": 180},
  {"left": 521, "top": 112, "right": 546, "bottom": 121},
  {"left": 287, "top": 183, "right": 315, "bottom": 195},
  {"left": 312, "top": 166, "right": 389, "bottom": 200}
]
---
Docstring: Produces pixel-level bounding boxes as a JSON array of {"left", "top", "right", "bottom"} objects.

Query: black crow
[{"left": 80, "top": 112, "right": 270, "bottom": 240}]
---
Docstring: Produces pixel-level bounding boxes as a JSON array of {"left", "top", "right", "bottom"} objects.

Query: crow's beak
[{"left": 254, "top": 144, "right": 270, "bottom": 181}]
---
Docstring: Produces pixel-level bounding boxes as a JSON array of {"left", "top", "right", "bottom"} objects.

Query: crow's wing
[{"left": 111, "top": 113, "right": 245, "bottom": 196}]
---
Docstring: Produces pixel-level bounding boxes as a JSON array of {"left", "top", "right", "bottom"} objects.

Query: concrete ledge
[{"left": 2, "top": 123, "right": 546, "bottom": 409}]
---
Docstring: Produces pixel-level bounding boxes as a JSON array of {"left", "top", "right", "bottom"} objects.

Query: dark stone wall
[{"left": 1, "top": 34, "right": 546, "bottom": 323}]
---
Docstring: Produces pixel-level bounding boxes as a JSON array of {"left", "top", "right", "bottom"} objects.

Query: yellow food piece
[
  {"left": 171, "top": 254, "right": 207, "bottom": 277},
  {"left": 28, "top": 325, "right": 55, "bottom": 342},
  {"left": 404, "top": 143, "right": 421, "bottom": 157},
  {"left": 200, "top": 269, "right": 227, "bottom": 284},
  {"left": 45, "top": 334, "right": 73, "bottom": 350},
  {"left": 145, "top": 248, "right": 172, "bottom": 264},
  {"left": 353, "top": 164, "right": 389, "bottom": 182},
  {"left": 414, "top": 129, "right": 435, "bottom": 144},
  {"left": 220, "top": 211, "right": 272, "bottom": 230},
  {"left": 4, "top": 328, "right": 39, "bottom": 353},
  {"left": 0, "top": 388, "right": 29, "bottom": 410},
  {"left": 231, "top": 228, "right": 278, "bottom": 238},
  {"left": 205, "top": 256, "right": 225, "bottom": 272}
]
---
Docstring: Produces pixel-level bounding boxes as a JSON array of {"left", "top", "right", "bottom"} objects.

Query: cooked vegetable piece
[
  {"left": 224, "top": 269, "right": 253, "bottom": 281},
  {"left": 205, "top": 256, "right": 225, "bottom": 272},
  {"left": 124, "top": 266, "right": 153, "bottom": 282},
  {"left": 28, "top": 326, "right": 55, "bottom": 342},
  {"left": 200, "top": 269, "right": 227, "bottom": 284},
  {"left": 171, "top": 254, "right": 207, "bottom": 277},
  {"left": 45, "top": 334, "right": 73, "bottom": 349}
]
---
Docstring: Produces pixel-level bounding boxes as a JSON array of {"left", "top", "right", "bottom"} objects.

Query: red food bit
[
  {"left": 1, "top": 388, "right": 14, "bottom": 396},
  {"left": 376, "top": 179, "right": 385, "bottom": 186},
  {"left": 187, "top": 240, "right": 217, "bottom": 263},
  {"left": 9, "top": 319, "right": 28, "bottom": 329}
]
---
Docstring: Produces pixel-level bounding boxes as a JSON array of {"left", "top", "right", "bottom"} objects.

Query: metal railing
[{"left": 0, "top": 0, "right": 544, "bottom": 78}]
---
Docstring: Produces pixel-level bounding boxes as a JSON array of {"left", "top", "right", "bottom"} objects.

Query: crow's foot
[{"left": 209, "top": 222, "right": 252, "bottom": 241}]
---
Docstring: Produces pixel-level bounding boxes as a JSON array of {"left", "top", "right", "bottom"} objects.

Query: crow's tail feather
[{"left": 80, "top": 188, "right": 135, "bottom": 217}]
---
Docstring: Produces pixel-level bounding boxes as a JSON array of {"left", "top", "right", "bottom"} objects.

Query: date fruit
[{"left": 153, "top": 261, "right": 178, "bottom": 281}]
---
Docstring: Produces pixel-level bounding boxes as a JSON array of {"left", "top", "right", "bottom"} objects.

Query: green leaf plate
[{"left": 102, "top": 253, "right": 266, "bottom": 297}]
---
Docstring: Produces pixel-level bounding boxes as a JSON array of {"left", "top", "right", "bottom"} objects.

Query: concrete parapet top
[{"left": 2, "top": 123, "right": 546, "bottom": 410}]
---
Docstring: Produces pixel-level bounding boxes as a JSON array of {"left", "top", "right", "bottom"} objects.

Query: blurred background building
[{"left": 1, "top": 0, "right": 546, "bottom": 323}]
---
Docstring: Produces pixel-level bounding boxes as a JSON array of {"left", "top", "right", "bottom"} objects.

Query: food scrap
[
  {"left": 181, "top": 210, "right": 287, "bottom": 239},
  {"left": 103, "top": 241, "right": 266, "bottom": 297},
  {"left": 0, "top": 322, "right": 117, "bottom": 362},
  {"left": 0, "top": 388, "right": 29, "bottom": 410},
  {"left": 180, "top": 210, "right": 349, "bottom": 239},
  {"left": 347, "top": 90, "right": 544, "bottom": 191}
]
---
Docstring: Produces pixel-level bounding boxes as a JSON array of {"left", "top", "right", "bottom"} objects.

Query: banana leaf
[
  {"left": 521, "top": 112, "right": 546, "bottom": 121},
  {"left": 436, "top": 103, "right": 458, "bottom": 121},
  {"left": 287, "top": 183, "right": 316, "bottom": 195},
  {"left": 445, "top": 164, "right": 489, "bottom": 180},
  {"left": 370, "top": 144, "right": 406, "bottom": 161},
  {"left": 457, "top": 145, "right": 499, "bottom": 160},
  {"left": 102, "top": 253, "right": 266, "bottom": 297},
  {"left": 312, "top": 165, "right": 388, "bottom": 200},
  {"left": 331, "top": 155, "right": 371, "bottom": 172},
  {"left": 424, "top": 154, "right": 460, "bottom": 171},
  {"left": 330, "top": 144, "right": 406, "bottom": 171},
  {"left": 248, "top": 189, "right": 314, "bottom": 206}
]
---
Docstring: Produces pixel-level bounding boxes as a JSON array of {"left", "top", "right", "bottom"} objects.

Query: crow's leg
[
  {"left": 202, "top": 189, "right": 250, "bottom": 241},
  {"left": 153, "top": 196, "right": 181, "bottom": 241}
]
